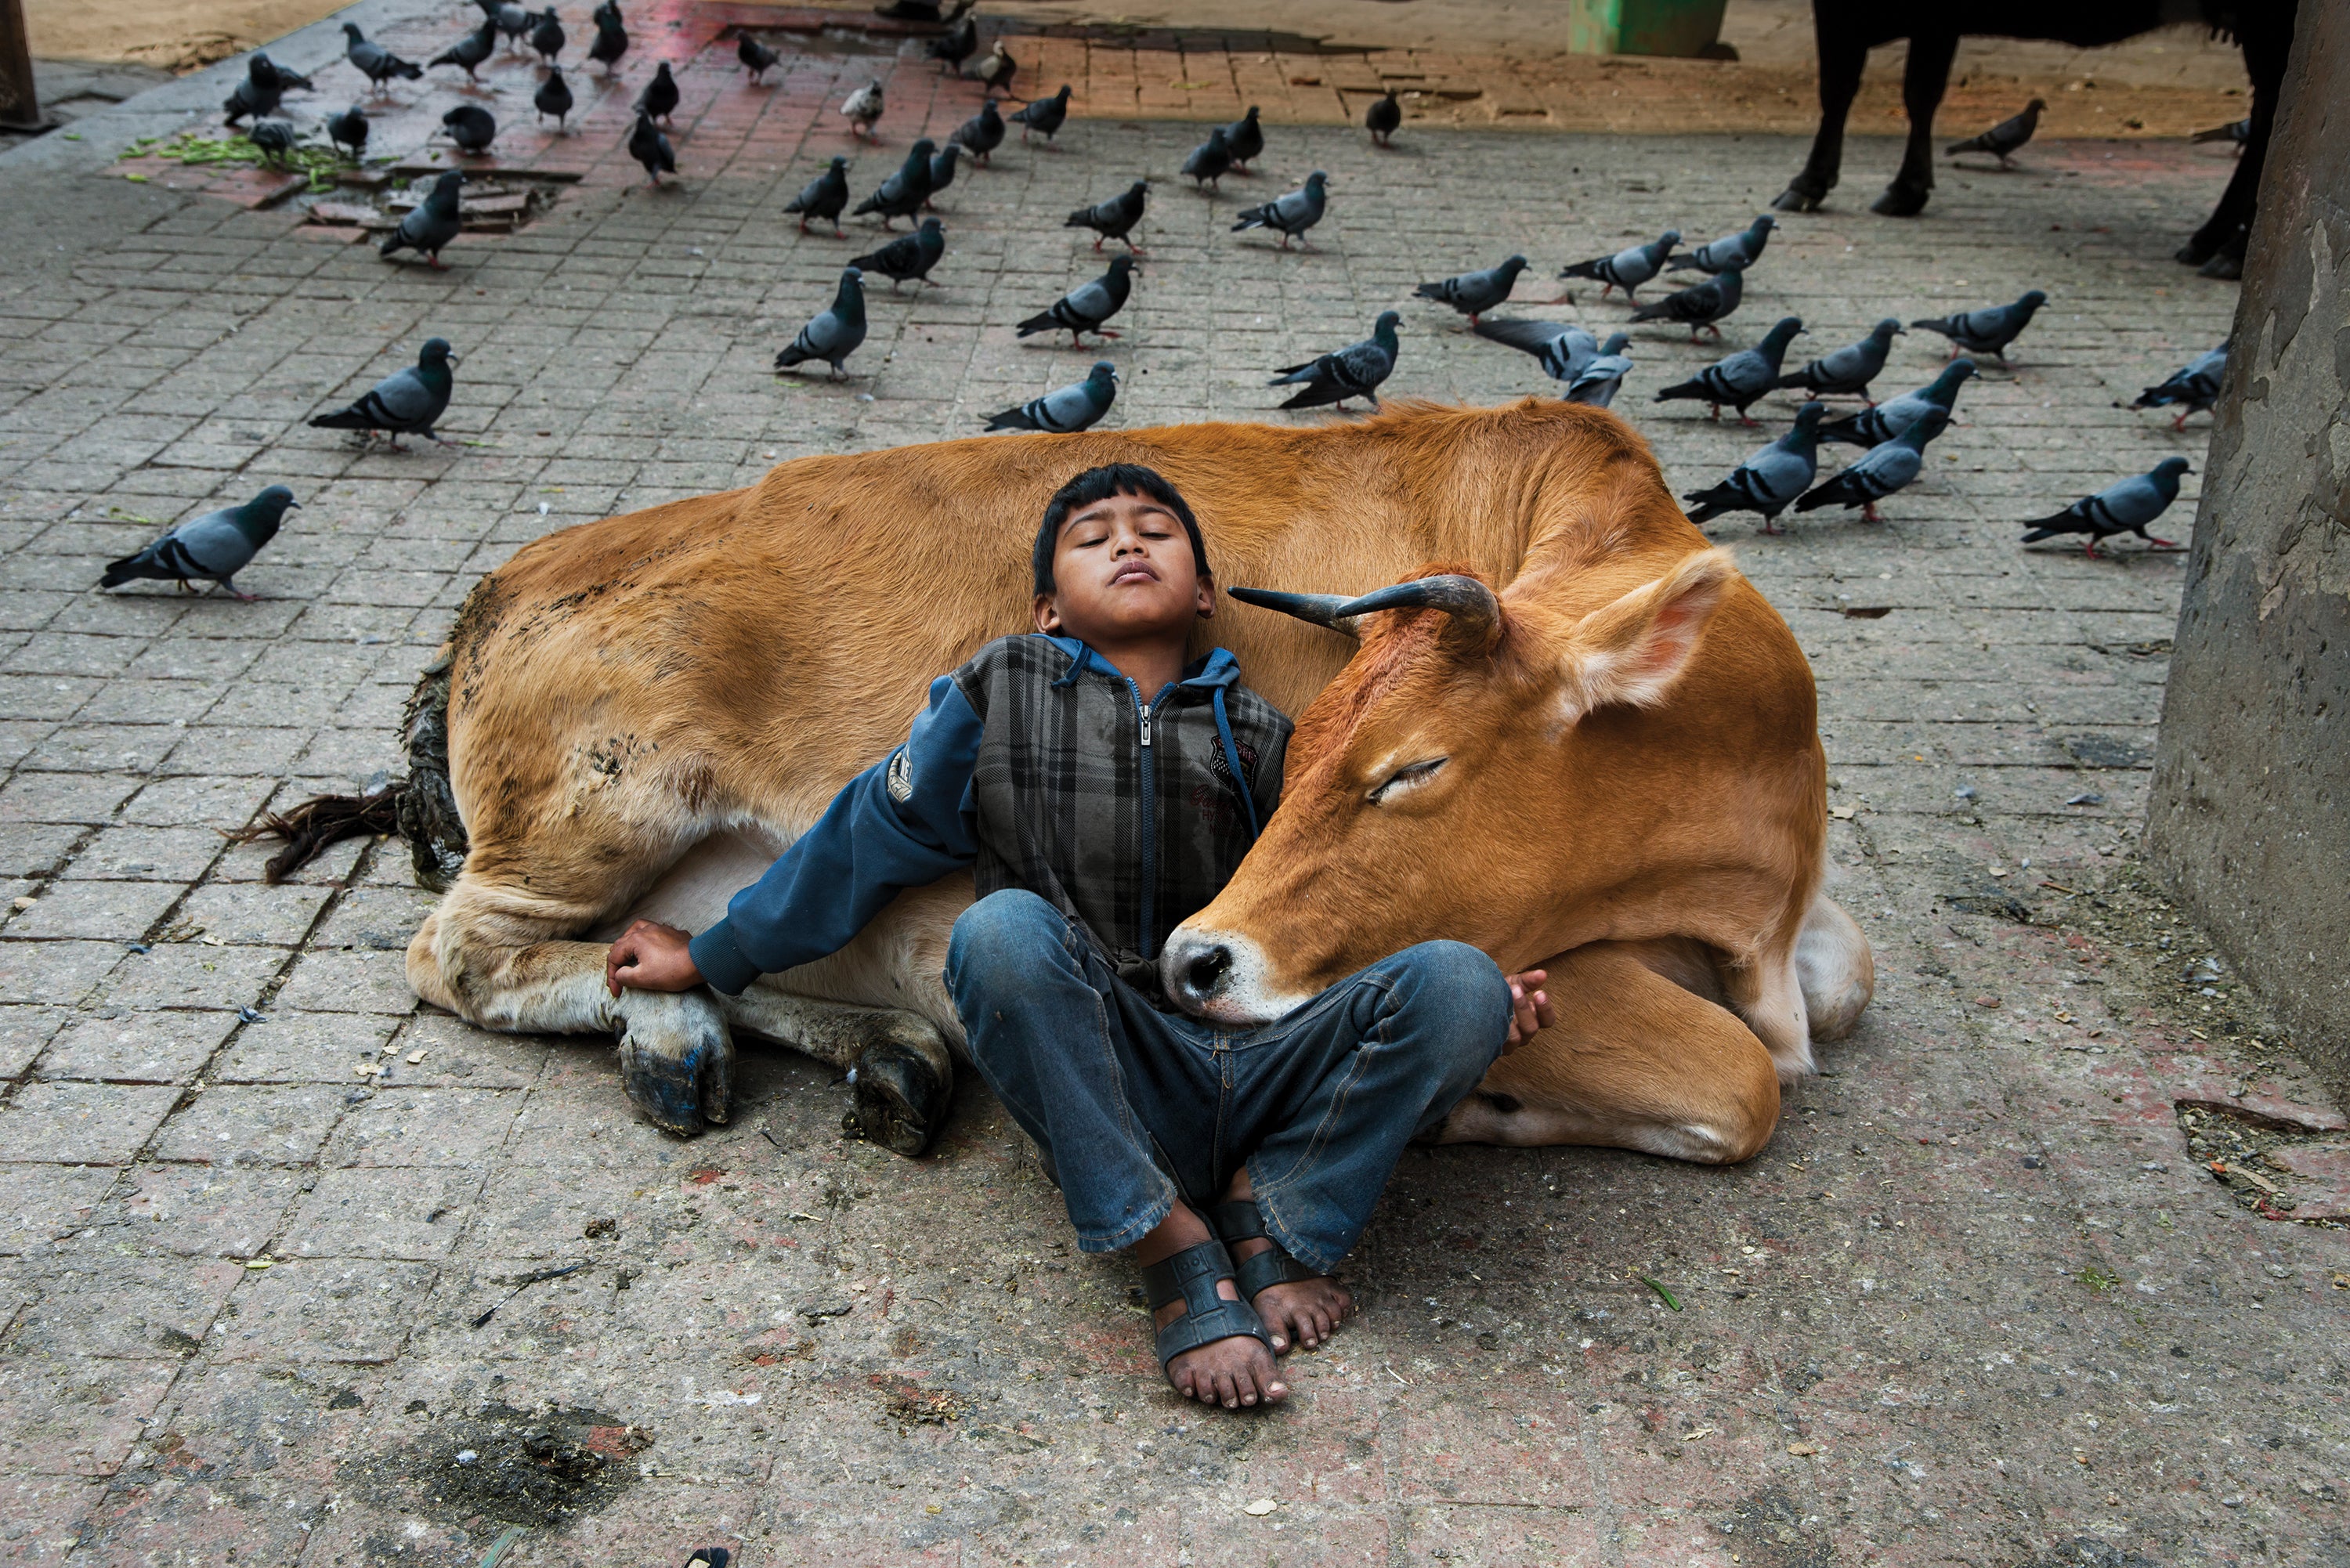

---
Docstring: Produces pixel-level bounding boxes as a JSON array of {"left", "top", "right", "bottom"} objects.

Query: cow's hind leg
[
  {"left": 1795, "top": 892, "right": 1874, "bottom": 1042},
  {"left": 724, "top": 988, "right": 955, "bottom": 1158},
  {"left": 1434, "top": 942, "right": 1781, "bottom": 1162},
  {"left": 1872, "top": 30, "right": 1954, "bottom": 217}
]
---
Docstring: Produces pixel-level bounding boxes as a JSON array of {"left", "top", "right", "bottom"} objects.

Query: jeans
[{"left": 946, "top": 888, "right": 1509, "bottom": 1274}]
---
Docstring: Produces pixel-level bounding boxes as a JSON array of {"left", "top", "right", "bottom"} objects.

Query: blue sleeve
[{"left": 687, "top": 674, "right": 982, "bottom": 996}]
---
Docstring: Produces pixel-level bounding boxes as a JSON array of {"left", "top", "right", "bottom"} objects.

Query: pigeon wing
[{"left": 158, "top": 512, "right": 258, "bottom": 577}]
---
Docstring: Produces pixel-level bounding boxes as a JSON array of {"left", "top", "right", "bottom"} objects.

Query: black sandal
[
  {"left": 1211, "top": 1198, "right": 1325, "bottom": 1302},
  {"left": 1139, "top": 1237, "right": 1275, "bottom": 1374}
]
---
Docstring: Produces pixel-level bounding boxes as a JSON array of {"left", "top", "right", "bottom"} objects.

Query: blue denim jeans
[{"left": 946, "top": 888, "right": 1510, "bottom": 1274}]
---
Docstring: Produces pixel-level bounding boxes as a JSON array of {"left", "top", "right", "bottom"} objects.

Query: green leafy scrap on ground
[{"left": 121, "top": 130, "right": 349, "bottom": 193}]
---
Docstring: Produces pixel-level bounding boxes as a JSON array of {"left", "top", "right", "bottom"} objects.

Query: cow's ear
[{"left": 1556, "top": 548, "right": 1736, "bottom": 721}]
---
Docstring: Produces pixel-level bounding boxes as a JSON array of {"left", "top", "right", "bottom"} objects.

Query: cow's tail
[{"left": 228, "top": 652, "right": 469, "bottom": 890}]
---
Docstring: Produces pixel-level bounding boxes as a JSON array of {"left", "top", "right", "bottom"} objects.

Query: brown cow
[{"left": 356, "top": 399, "right": 1867, "bottom": 1156}]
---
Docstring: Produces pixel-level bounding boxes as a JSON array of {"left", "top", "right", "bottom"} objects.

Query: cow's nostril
[{"left": 1184, "top": 945, "right": 1233, "bottom": 997}]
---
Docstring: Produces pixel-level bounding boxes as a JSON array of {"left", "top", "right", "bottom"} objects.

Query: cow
[
  {"left": 269, "top": 401, "right": 1871, "bottom": 1164},
  {"left": 1773, "top": 1, "right": 2298, "bottom": 279}
]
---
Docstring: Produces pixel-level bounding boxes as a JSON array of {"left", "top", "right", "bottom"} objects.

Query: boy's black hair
[{"left": 1032, "top": 464, "right": 1210, "bottom": 597}]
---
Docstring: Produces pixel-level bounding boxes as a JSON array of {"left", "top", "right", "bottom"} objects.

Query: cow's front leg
[
  {"left": 1872, "top": 31, "right": 1955, "bottom": 217},
  {"left": 1774, "top": 13, "right": 1864, "bottom": 211},
  {"left": 724, "top": 988, "right": 956, "bottom": 1158}
]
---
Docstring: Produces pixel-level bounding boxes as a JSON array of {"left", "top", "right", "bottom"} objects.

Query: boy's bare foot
[
  {"left": 1230, "top": 1241, "right": 1352, "bottom": 1353},
  {"left": 1135, "top": 1204, "right": 1286, "bottom": 1410}
]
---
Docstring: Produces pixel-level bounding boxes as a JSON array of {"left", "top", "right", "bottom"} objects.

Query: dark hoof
[
  {"left": 843, "top": 1038, "right": 950, "bottom": 1158},
  {"left": 616, "top": 995, "right": 733, "bottom": 1138},
  {"left": 1869, "top": 182, "right": 1930, "bottom": 218},
  {"left": 2197, "top": 251, "right": 2244, "bottom": 281},
  {"left": 1771, "top": 186, "right": 1822, "bottom": 214}
]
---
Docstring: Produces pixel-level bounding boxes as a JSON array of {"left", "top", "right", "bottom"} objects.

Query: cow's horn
[
  {"left": 1227, "top": 586, "right": 1361, "bottom": 633},
  {"left": 1332, "top": 574, "right": 1499, "bottom": 641}
]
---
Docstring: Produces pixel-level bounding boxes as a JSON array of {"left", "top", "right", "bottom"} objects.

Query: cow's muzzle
[{"left": 1159, "top": 926, "right": 1313, "bottom": 1026}]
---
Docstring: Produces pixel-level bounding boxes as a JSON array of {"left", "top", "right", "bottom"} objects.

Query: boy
[{"left": 607, "top": 464, "right": 1550, "bottom": 1409}]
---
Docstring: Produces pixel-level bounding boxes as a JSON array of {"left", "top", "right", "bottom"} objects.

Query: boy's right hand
[{"left": 606, "top": 919, "right": 703, "bottom": 998}]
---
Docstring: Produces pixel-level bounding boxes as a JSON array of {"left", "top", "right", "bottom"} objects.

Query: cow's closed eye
[{"left": 1367, "top": 757, "right": 1446, "bottom": 804}]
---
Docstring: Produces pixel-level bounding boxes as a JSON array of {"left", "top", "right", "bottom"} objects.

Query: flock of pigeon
[{"left": 94, "top": 27, "right": 2233, "bottom": 598}]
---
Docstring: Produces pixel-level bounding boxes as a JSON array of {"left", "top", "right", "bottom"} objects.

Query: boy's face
[{"left": 1034, "top": 490, "right": 1213, "bottom": 644}]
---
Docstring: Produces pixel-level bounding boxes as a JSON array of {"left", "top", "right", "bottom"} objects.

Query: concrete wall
[{"left": 2147, "top": 1, "right": 2350, "bottom": 1089}]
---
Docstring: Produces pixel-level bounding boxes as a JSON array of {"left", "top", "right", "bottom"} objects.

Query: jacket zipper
[{"left": 1129, "top": 681, "right": 1158, "bottom": 958}]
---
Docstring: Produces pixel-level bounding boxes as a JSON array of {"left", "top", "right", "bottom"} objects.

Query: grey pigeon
[
  {"left": 1232, "top": 170, "right": 1325, "bottom": 251},
  {"left": 925, "top": 142, "right": 962, "bottom": 208},
  {"left": 1560, "top": 230, "right": 1679, "bottom": 302},
  {"left": 1365, "top": 89, "right": 1400, "bottom": 146},
  {"left": 853, "top": 138, "right": 935, "bottom": 227},
  {"left": 342, "top": 24, "right": 422, "bottom": 89},
  {"left": 252, "top": 54, "right": 312, "bottom": 93},
  {"left": 380, "top": 171, "right": 465, "bottom": 266},
  {"left": 1068, "top": 181, "right": 1148, "bottom": 254},
  {"left": 738, "top": 31, "right": 779, "bottom": 81},
  {"left": 1011, "top": 85, "right": 1071, "bottom": 144},
  {"left": 1473, "top": 318, "right": 1597, "bottom": 385},
  {"left": 1182, "top": 128, "right": 1232, "bottom": 190},
  {"left": 309, "top": 338, "right": 459, "bottom": 449},
  {"left": 1776, "top": 318, "right": 1903, "bottom": 402},
  {"left": 776, "top": 267, "right": 868, "bottom": 378},
  {"left": 1414, "top": 255, "right": 1529, "bottom": 326},
  {"left": 1629, "top": 266, "right": 1743, "bottom": 338},
  {"left": 636, "top": 60, "right": 678, "bottom": 124},
  {"left": 494, "top": 2, "right": 534, "bottom": 46},
  {"left": 587, "top": 13, "right": 627, "bottom": 71},
  {"left": 1682, "top": 403, "right": 1826, "bottom": 533},
  {"left": 840, "top": 79, "right": 883, "bottom": 138},
  {"left": 222, "top": 57, "right": 282, "bottom": 124},
  {"left": 1948, "top": 99, "right": 2044, "bottom": 168},
  {"left": 2192, "top": 117, "right": 2251, "bottom": 147},
  {"left": 531, "top": 10, "right": 565, "bottom": 63},
  {"left": 428, "top": 20, "right": 497, "bottom": 81},
  {"left": 327, "top": 104, "right": 368, "bottom": 159},
  {"left": 2019, "top": 458, "right": 2191, "bottom": 556},
  {"left": 1666, "top": 215, "right": 1777, "bottom": 275},
  {"left": 786, "top": 156, "right": 849, "bottom": 234},
  {"left": 440, "top": 104, "right": 496, "bottom": 155},
  {"left": 983, "top": 360, "right": 1118, "bottom": 433},
  {"left": 1270, "top": 310, "right": 1399, "bottom": 411},
  {"left": 1912, "top": 291, "right": 2045, "bottom": 362},
  {"left": 967, "top": 42, "right": 1014, "bottom": 96},
  {"left": 1225, "top": 105, "right": 1263, "bottom": 168},
  {"left": 953, "top": 98, "right": 1004, "bottom": 164},
  {"left": 1794, "top": 411, "right": 1947, "bottom": 522},
  {"left": 849, "top": 216, "right": 945, "bottom": 290},
  {"left": 247, "top": 119, "right": 298, "bottom": 166},
  {"left": 1821, "top": 359, "right": 1975, "bottom": 447},
  {"left": 534, "top": 67, "right": 573, "bottom": 128},
  {"left": 1565, "top": 332, "right": 1632, "bottom": 408},
  {"left": 1652, "top": 316, "right": 1804, "bottom": 425},
  {"left": 2132, "top": 345, "right": 2226, "bottom": 431},
  {"left": 927, "top": 14, "right": 976, "bottom": 73},
  {"left": 1017, "top": 255, "right": 1135, "bottom": 345},
  {"left": 628, "top": 111, "right": 675, "bottom": 184},
  {"left": 100, "top": 486, "right": 298, "bottom": 602}
]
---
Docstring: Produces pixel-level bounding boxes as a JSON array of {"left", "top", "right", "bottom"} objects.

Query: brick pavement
[{"left": 0, "top": 16, "right": 2345, "bottom": 1566}]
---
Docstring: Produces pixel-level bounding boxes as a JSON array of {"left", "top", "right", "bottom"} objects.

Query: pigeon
[
  {"left": 628, "top": 111, "right": 675, "bottom": 185},
  {"left": 924, "top": 141, "right": 963, "bottom": 207},
  {"left": 983, "top": 360, "right": 1118, "bottom": 433},
  {"left": 953, "top": 97, "right": 1004, "bottom": 164},
  {"left": 1682, "top": 402, "right": 1826, "bottom": 533},
  {"left": 738, "top": 31, "right": 779, "bottom": 81},
  {"left": 1011, "top": 85, "right": 1072, "bottom": 144},
  {"left": 530, "top": 10, "right": 565, "bottom": 63},
  {"left": 222, "top": 58, "right": 282, "bottom": 124},
  {"left": 1665, "top": 215, "right": 1777, "bottom": 275},
  {"left": 1820, "top": 359, "right": 1976, "bottom": 447},
  {"left": 850, "top": 216, "right": 945, "bottom": 290},
  {"left": 1775, "top": 318, "right": 1904, "bottom": 402},
  {"left": 1413, "top": 255, "right": 1528, "bottom": 326},
  {"left": 1224, "top": 105, "right": 1264, "bottom": 168},
  {"left": 1471, "top": 318, "right": 1597, "bottom": 385},
  {"left": 429, "top": 20, "right": 497, "bottom": 82},
  {"left": 1559, "top": 230, "right": 1679, "bottom": 302},
  {"left": 1181, "top": 128, "right": 1232, "bottom": 190},
  {"left": 308, "top": 338, "right": 460, "bottom": 449},
  {"left": 342, "top": 24, "right": 422, "bottom": 89},
  {"left": 775, "top": 267, "right": 868, "bottom": 378},
  {"left": 1271, "top": 311, "right": 1400, "bottom": 411},
  {"left": 251, "top": 52, "right": 311, "bottom": 94},
  {"left": 246, "top": 118, "right": 298, "bottom": 166},
  {"left": 636, "top": 60, "right": 678, "bottom": 124},
  {"left": 1911, "top": 291, "right": 2046, "bottom": 362},
  {"left": 1017, "top": 255, "right": 1135, "bottom": 346},
  {"left": 494, "top": 2, "right": 535, "bottom": 48},
  {"left": 968, "top": 42, "right": 1014, "bottom": 95},
  {"left": 99, "top": 486, "right": 298, "bottom": 602},
  {"left": 2132, "top": 345, "right": 2227, "bottom": 431},
  {"left": 1067, "top": 180, "right": 1148, "bottom": 254},
  {"left": 927, "top": 14, "right": 976, "bottom": 73},
  {"left": 841, "top": 79, "right": 884, "bottom": 139},
  {"left": 587, "top": 12, "right": 627, "bottom": 72},
  {"left": 1365, "top": 89, "right": 1401, "bottom": 146},
  {"left": 326, "top": 104, "right": 368, "bottom": 159},
  {"left": 2019, "top": 458, "right": 2191, "bottom": 556},
  {"left": 1565, "top": 332, "right": 1632, "bottom": 408},
  {"left": 852, "top": 137, "right": 936, "bottom": 226},
  {"left": 1231, "top": 170, "right": 1326, "bottom": 251},
  {"left": 2191, "top": 117, "right": 2251, "bottom": 148},
  {"left": 1793, "top": 410, "right": 1947, "bottom": 523},
  {"left": 1629, "top": 266, "right": 1743, "bottom": 338},
  {"left": 440, "top": 104, "right": 497, "bottom": 155},
  {"left": 785, "top": 156, "right": 850, "bottom": 234},
  {"left": 1947, "top": 99, "right": 2045, "bottom": 168},
  {"left": 1650, "top": 316, "right": 1804, "bottom": 424},
  {"left": 591, "top": 0, "right": 620, "bottom": 28},
  {"left": 534, "top": 67, "right": 574, "bottom": 128},
  {"left": 379, "top": 171, "right": 465, "bottom": 266}
]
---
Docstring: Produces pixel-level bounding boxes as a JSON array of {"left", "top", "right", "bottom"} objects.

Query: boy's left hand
[{"left": 1502, "top": 969, "right": 1552, "bottom": 1053}]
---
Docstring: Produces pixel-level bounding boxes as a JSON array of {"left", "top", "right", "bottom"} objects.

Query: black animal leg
[
  {"left": 1873, "top": 29, "right": 1953, "bottom": 217},
  {"left": 2182, "top": 2, "right": 2290, "bottom": 267},
  {"left": 1777, "top": 13, "right": 1864, "bottom": 211}
]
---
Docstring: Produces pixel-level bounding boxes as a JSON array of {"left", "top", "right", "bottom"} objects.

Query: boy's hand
[
  {"left": 606, "top": 919, "right": 703, "bottom": 998},
  {"left": 1501, "top": 969, "right": 1552, "bottom": 1053}
]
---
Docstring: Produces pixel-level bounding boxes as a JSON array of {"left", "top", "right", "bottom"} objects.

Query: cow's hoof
[
  {"left": 1771, "top": 185, "right": 1823, "bottom": 214},
  {"left": 2194, "top": 230, "right": 2247, "bottom": 280},
  {"left": 1869, "top": 182, "right": 1929, "bottom": 218},
  {"left": 616, "top": 990, "right": 735, "bottom": 1137},
  {"left": 843, "top": 1037, "right": 950, "bottom": 1158}
]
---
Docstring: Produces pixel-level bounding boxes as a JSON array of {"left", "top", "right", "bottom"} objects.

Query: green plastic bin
[{"left": 1567, "top": 0, "right": 1731, "bottom": 57}]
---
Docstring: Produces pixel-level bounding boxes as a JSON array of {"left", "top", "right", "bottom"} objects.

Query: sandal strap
[
  {"left": 1138, "top": 1237, "right": 1274, "bottom": 1370},
  {"left": 1209, "top": 1198, "right": 1324, "bottom": 1302},
  {"left": 1207, "top": 1198, "right": 1270, "bottom": 1242}
]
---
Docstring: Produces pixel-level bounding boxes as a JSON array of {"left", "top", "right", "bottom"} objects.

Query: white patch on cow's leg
[
  {"left": 1795, "top": 894, "right": 1875, "bottom": 1042},
  {"left": 1433, "top": 1096, "right": 1755, "bottom": 1163},
  {"left": 725, "top": 988, "right": 945, "bottom": 1072},
  {"left": 1724, "top": 952, "right": 1814, "bottom": 1084}
]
